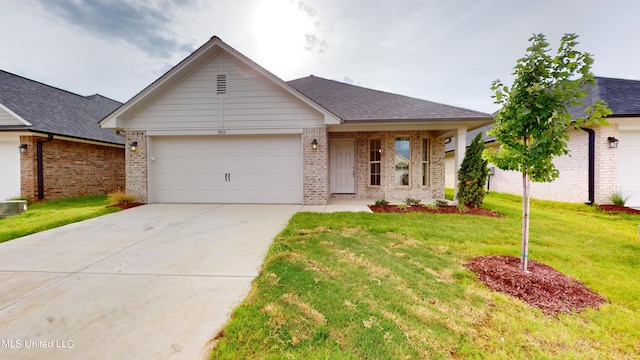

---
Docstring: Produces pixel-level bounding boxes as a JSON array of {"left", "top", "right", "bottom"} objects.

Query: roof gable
[
  {"left": 287, "top": 75, "right": 492, "bottom": 122},
  {"left": 0, "top": 70, "right": 123, "bottom": 144},
  {"left": 100, "top": 36, "right": 340, "bottom": 129}
]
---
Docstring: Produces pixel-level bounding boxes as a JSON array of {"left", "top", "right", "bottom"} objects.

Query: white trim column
[{"left": 453, "top": 127, "right": 467, "bottom": 202}]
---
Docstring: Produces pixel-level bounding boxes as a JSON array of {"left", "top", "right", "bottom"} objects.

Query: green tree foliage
[
  {"left": 456, "top": 133, "right": 488, "bottom": 208},
  {"left": 485, "top": 33, "right": 611, "bottom": 272}
]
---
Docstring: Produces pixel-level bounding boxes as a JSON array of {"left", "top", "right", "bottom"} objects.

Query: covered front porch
[{"left": 325, "top": 127, "right": 471, "bottom": 204}]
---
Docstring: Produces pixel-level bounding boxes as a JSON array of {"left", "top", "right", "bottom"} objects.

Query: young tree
[
  {"left": 457, "top": 132, "right": 489, "bottom": 208},
  {"left": 485, "top": 33, "right": 611, "bottom": 272}
]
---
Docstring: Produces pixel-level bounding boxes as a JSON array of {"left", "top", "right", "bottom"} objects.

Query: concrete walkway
[{"left": 0, "top": 204, "right": 299, "bottom": 359}]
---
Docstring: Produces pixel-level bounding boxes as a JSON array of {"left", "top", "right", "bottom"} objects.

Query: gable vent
[{"left": 216, "top": 74, "right": 227, "bottom": 95}]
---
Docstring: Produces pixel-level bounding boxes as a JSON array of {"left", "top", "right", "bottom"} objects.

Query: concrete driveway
[{"left": 0, "top": 204, "right": 299, "bottom": 359}]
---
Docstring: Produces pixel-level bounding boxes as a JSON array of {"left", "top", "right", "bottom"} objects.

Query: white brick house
[
  {"left": 100, "top": 36, "right": 492, "bottom": 205},
  {"left": 445, "top": 77, "right": 640, "bottom": 208}
]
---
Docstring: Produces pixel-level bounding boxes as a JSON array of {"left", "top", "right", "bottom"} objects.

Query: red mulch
[
  {"left": 107, "top": 202, "right": 144, "bottom": 210},
  {"left": 598, "top": 204, "right": 640, "bottom": 215},
  {"left": 466, "top": 255, "right": 606, "bottom": 316},
  {"left": 368, "top": 205, "right": 503, "bottom": 218}
]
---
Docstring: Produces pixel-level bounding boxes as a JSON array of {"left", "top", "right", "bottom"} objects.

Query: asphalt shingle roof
[
  {"left": 573, "top": 76, "right": 640, "bottom": 117},
  {"left": 448, "top": 76, "right": 640, "bottom": 152},
  {"left": 0, "top": 70, "right": 123, "bottom": 144},
  {"left": 287, "top": 75, "right": 492, "bottom": 121}
]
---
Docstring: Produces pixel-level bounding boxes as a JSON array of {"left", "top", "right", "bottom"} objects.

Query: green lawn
[
  {"left": 0, "top": 195, "right": 119, "bottom": 243},
  {"left": 211, "top": 192, "right": 640, "bottom": 359}
]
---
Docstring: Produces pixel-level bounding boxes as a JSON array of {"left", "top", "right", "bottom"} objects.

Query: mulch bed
[
  {"left": 598, "top": 204, "right": 640, "bottom": 215},
  {"left": 467, "top": 255, "right": 606, "bottom": 316},
  {"left": 368, "top": 205, "right": 503, "bottom": 218},
  {"left": 107, "top": 202, "right": 145, "bottom": 210}
]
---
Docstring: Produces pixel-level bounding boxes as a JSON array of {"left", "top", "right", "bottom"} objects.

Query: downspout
[
  {"left": 37, "top": 134, "right": 54, "bottom": 200},
  {"left": 581, "top": 128, "right": 595, "bottom": 205}
]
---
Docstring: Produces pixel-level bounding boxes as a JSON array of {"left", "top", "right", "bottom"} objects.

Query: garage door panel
[
  {"left": 150, "top": 135, "right": 302, "bottom": 204},
  {"left": 618, "top": 131, "right": 640, "bottom": 208}
]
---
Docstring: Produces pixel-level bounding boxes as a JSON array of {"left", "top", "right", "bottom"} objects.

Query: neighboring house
[
  {"left": 0, "top": 70, "right": 125, "bottom": 201},
  {"left": 100, "top": 36, "right": 493, "bottom": 205},
  {"left": 445, "top": 76, "right": 640, "bottom": 208}
]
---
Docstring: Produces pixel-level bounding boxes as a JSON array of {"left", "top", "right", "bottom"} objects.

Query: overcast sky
[{"left": 1, "top": 0, "right": 638, "bottom": 113}]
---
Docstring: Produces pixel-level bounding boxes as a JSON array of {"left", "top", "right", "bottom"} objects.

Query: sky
[{"left": 1, "top": 0, "right": 639, "bottom": 114}]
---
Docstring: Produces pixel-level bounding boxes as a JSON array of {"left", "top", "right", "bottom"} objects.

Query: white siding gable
[
  {"left": 126, "top": 53, "right": 323, "bottom": 133},
  {"left": 0, "top": 103, "right": 31, "bottom": 126}
]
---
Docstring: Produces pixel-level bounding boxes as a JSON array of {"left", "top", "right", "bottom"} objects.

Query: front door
[{"left": 330, "top": 139, "right": 355, "bottom": 193}]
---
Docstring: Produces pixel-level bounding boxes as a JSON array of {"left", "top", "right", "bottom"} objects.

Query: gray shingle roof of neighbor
[
  {"left": 573, "top": 76, "right": 640, "bottom": 117},
  {"left": 0, "top": 70, "right": 124, "bottom": 145},
  {"left": 448, "top": 76, "right": 640, "bottom": 152},
  {"left": 287, "top": 75, "right": 493, "bottom": 121}
]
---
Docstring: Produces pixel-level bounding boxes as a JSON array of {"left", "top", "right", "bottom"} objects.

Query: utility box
[{"left": 0, "top": 200, "right": 27, "bottom": 218}]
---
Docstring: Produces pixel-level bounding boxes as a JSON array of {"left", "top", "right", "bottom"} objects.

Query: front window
[
  {"left": 395, "top": 137, "right": 410, "bottom": 186},
  {"left": 369, "top": 139, "right": 381, "bottom": 185},
  {"left": 422, "top": 138, "right": 430, "bottom": 186}
]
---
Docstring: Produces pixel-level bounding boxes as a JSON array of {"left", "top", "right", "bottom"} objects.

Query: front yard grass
[
  {"left": 211, "top": 192, "right": 640, "bottom": 359},
  {"left": 0, "top": 195, "right": 119, "bottom": 243}
]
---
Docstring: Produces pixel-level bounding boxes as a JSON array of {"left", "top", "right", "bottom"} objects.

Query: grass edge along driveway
[
  {"left": 0, "top": 195, "right": 119, "bottom": 243},
  {"left": 210, "top": 192, "right": 640, "bottom": 359}
]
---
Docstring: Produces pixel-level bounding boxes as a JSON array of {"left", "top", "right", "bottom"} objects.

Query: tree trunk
[{"left": 521, "top": 171, "right": 531, "bottom": 272}]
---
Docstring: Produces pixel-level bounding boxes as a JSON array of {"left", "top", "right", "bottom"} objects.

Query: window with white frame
[
  {"left": 422, "top": 138, "right": 430, "bottom": 186},
  {"left": 369, "top": 139, "right": 381, "bottom": 186},
  {"left": 395, "top": 137, "right": 410, "bottom": 186}
]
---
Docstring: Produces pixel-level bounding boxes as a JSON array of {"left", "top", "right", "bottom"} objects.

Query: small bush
[
  {"left": 457, "top": 203, "right": 469, "bottom": 212},
  {"left": 374, "top": 199, "right": 390, "bottom": 206},
  {"left": 610, "top": 190, "right": 630, "bottom": 206},
  {"left": 434, "top": 199, "right": 448, "bottom": 207},
  {"left": 108, "top": 191, "right": 138, "bottom": 204},
  {"left": 404, "top": 198, "right": 421, "bottom": 206},
  {"left": 375, "top": 199, "right": 389, "bottom": 206},
  {"left": 397, "top": 204, "right": 408, "bottom": 211},
  {"left": 424, "top": 203, "right": 437, "bottom": 210}
]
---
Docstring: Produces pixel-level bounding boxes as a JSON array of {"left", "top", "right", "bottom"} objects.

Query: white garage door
[
  {"left": 618, "top": 130, "right": 640, "bottom": 208},
  {"left": 0, "top": 136, "right": 20, "bottom": 201},
  {"left": 149, "top": 135, "right": 303, "bottom": 204}
]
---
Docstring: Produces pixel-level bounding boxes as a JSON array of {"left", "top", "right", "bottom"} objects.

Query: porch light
[
  {"left": 18, "top": 144, "right": 27, "bottom": 154},
  {"left": 607, "top": 137, "right": 619, "bottom": 149},
  {"left": 130, "top": 141, "right": 138, "bottom": 152},
  {"left": 311, "top": 139, "right": 318, "bottom": 150}
]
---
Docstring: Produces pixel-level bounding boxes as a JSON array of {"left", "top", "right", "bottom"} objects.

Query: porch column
[{"left": 453, "top": 127, "right": 467, "bottom": 202}]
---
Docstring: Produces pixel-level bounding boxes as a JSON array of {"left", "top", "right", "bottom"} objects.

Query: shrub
[
  {"left": 610, "top": 189, "right": 630, "bottom": 206},
  {"left": 374, "top": 199, "right": 390, "bottom": 206},
  {"left": 397, "top": 204, "right": 408, "bottom": 211},
  {"left": 424, "top": 203, "right": 437, "bottom": 210},
  {"left": 404, "top": 198, "right": 421, "bottom": 206},
  {"left": 456, "top": 133, "right": 489, "bottom": 208},
  {"left": 108, "top": 191, "right": 138, "bottom": 204},
  {"left": 434, "top": 199, "right": 448, "bottom": 207}
]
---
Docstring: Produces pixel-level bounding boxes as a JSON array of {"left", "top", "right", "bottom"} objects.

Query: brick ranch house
[
  {"left": 100, "top": 36, "right": 492, "bottom": 205},
  {"left": 0, "top": 70, "right": 125, "bottom": 201},
  {"left": 445, "top": 76, "right": 640, "bottom": 208}
]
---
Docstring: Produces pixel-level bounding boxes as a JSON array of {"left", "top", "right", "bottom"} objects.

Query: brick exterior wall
[
  {"left": 19, "top": 136, "right": 124, "bottom": 200},
  {"left": 489, "top": 125, "right": 619, "bottom": 205},
  {"left": 303, "top": 127, "right": 329, "bottom": 205},
  {"left": 328, "top": 131, "right": 445, "bottom": 202},
  {"left": 125, "top": 131, "right": 148, "bottom": 203},
  {"left": 593, "top": 124, "right": 618, "bottom": 204}
]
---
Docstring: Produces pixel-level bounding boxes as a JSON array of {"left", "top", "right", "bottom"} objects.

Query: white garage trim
[
  {"left": 617, "top": 130, "right": 640, "bottom": 208},
  {"left": 148, "top": 135, "right": 303, "bottom": 204},
  {"left": 0, "top": 134, "right": 20, "bottom": 201}
]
